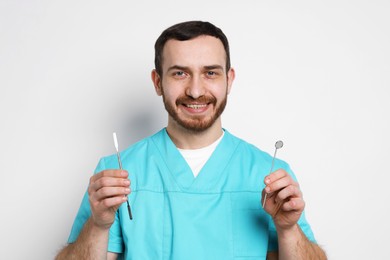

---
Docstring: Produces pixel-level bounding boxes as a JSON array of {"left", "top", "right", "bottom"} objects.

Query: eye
[
  {"left": 173, "top": 71, "right": 186, "bottom": 77},
  {"left": 206, "top": 71, "right": 218, "bottom": 78}
]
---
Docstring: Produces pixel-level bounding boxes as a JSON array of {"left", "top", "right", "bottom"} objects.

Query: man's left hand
[{"left": 262, "top": 169, "right": 305, "bottom": 230}]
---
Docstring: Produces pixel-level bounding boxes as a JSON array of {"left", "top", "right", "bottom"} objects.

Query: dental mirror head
[{"left": 275, "top": 140, "right": 283, "bottom": 149}]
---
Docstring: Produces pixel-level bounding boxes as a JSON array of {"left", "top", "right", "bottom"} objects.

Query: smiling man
[
  {"left": 56, "top": 21, "right": 326, "bottom": 260},
  {"left": 152, "top": 34, "right": 234, "bottom": 148}
]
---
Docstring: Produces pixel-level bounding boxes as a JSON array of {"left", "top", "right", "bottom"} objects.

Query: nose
[{"left": 185, "top": 76, "right": 205, "bottom": 99}]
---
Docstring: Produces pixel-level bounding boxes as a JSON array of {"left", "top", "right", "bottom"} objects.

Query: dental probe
[
  {"left": 262, "top": 140, "right": 284, "bottom": 208},
  {"left": 113, "top": 132, "right": 133, "bottom": 220}
]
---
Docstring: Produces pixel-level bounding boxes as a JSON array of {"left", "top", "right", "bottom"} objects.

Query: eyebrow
[
  {"left": 167, "top": 65, "right": 189, "bottom": 72},
  {"left": 204, "top": 65, "right": 224, "bottom": 71},
  {"left": 167, "top": 65, "right": 224, "bottom": 72}
]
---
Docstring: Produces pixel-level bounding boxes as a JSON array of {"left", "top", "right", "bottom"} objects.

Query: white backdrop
[{"left": 1, "top": 1, "right": 389, "bottom": 259}]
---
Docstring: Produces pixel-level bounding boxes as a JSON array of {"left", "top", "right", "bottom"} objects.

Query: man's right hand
[{"left": 88, "top": 170, "right": 131, "bottom": 229}]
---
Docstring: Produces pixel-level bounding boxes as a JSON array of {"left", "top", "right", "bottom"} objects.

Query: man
[{"left": 56, "top": 21, "right": 326, "bottom": 259}]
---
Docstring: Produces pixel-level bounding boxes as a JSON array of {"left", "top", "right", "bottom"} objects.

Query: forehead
[{"left": 162, "top": 36, "right": 226, "bottom": 71}]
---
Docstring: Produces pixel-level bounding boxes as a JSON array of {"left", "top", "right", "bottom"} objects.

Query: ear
[
  {"left": 151, "top": 69, "right": 163, "bottom": 96},
  {"left": 226, "top": 67, "right": 235, "bottom": 95}
]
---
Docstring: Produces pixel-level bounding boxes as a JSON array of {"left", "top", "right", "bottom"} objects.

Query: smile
[{"left": 185, "top": 104, "right": 207, "bottom": 109}]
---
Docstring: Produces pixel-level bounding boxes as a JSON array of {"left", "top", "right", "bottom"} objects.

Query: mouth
[
  {"left": 185, "top": 104, "right": 208, "bottom": 109},
  {"left": 176, "top": 96, "right": 216, "bottom": 114},
  {"left": 181, "top": 102, "right": 210, "bottom": 114}
]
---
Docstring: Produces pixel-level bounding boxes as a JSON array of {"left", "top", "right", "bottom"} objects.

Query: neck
[{"left": 166, "top": 118, "right": 223, "bottom": 149}]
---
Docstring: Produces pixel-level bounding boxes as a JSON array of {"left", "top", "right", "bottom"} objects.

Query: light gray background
[{"left": 1, "top": 1, "right": 389, "bottom": 259}]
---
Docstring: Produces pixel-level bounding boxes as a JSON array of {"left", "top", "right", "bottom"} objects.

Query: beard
[{"left": 161, "top": 87, "right": 228, "bottom": 132}]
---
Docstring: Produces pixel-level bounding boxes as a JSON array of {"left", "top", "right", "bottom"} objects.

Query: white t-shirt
[{"left": 178, "top": 132, "right": 225, "bottom": 177}]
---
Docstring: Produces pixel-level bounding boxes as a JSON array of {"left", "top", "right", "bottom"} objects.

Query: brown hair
[{"left": 154, "top": 21, "right": 231, "bottom": 76}]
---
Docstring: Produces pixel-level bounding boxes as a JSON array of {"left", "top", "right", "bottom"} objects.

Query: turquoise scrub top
[{"left": 68, "top": 129, "right": 316, "bottom": 259}]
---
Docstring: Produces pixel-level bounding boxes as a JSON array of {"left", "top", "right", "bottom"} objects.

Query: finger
[
  {"left": 265, "top": 169, "right": 297, "bottom": 193},
  {"left": 90, "top": 169, "right": 128, "bottom": 183},
  {"left": 275, "top": 183, "right": 302, "bottom": 203},
  {"left": 264, "top": 169, "right": 289, "bottom": 186},
  {"left": 265, "top": 175, "right": 294, "bottom": 195},
  {"left": 97, "top": 195, "right": 128, "bottom": 209},
  {"left": 282, "top": 197, "right": 305, "bottom": 212},
  {"left": 89, "top": 170, "right": 129, "bottom": 193},
  {"left": 89, "top": 176, "right": 130, "bottom": 193},
  {"left": 92, "top": 186, "right": 131, "bottom": 201},
  {"left": 261, "top": 188, "right": 270, "bottom": 206},
  {"left": 261, "top": 188, "right": 280, "bottom": 212}
]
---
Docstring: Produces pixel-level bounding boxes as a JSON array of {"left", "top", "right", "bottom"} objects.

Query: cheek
[
  {"left": 212, "top": 86, "right": 229, "bottom": 100},
  {"left": 163, "top": 81, "right": 184, "bottom": 97},
  {"left": 161, "top": 86, "right": 179, "bottom": 103}
]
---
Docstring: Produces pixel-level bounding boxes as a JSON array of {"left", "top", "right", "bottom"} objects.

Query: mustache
[{"left": 175, "top": 95, "right": 217, "bottom": 105}]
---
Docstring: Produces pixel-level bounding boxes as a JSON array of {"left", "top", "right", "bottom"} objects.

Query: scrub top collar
[{"left": 151, "top": 128, "right": 241, "bottom": 192}]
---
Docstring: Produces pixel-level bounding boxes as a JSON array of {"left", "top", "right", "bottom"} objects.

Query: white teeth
[{"left": 186, "top": 104, "right": 206, "bottom": 109}]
